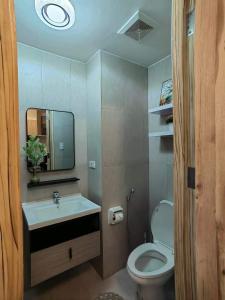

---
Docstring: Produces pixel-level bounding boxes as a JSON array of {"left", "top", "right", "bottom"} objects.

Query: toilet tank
[{"left": 151, "top": 200, "right": 174, "bottom": 249}]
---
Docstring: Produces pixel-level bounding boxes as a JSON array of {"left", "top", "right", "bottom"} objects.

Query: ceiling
[{"left": 15, "top": 0, "right": 171, "bottom": 67}]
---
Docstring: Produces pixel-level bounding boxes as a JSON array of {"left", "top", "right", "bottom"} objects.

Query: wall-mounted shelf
[
  {"left": 149, "top": 130, "right": 174, "bottom": 137},
  {"left": 149, "top": 103, "right": 173, "bottom": 115},
  {"left": 27, "top": 177, "right": 80, "bottom": 188}
]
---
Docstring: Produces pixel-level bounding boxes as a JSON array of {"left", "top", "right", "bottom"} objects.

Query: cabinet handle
[{"left": 68, "top": 247, "right": 73, "bottom": 260}]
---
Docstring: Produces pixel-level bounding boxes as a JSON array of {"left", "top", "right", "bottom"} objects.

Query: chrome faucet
[{"left": 53, "top": 191, "right": 61, "bottom": 205}]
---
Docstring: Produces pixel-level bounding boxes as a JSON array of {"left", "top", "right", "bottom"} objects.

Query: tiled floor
[{"left": 25, "top": 263, "right": 137, "bottom": 300}]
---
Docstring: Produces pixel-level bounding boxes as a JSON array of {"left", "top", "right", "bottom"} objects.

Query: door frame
[
  {"left": 0, "top": 1, "right": 23, "bottom": 299},
  {"left": 172, "top": 0, "right": 196, "bottom": 299},
  {"left": 173, "top": 0, "right": 225, "bottom": 299}
]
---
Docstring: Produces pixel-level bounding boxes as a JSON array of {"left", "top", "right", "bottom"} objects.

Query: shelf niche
[
  {"left": 148, "top": 130, "right": 174, "bottom": 137},
  {"left": 148, "top": 103, "right": 173, "bottom": 115}
]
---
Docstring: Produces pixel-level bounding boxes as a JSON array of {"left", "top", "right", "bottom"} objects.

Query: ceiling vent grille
[{"left": 117, "top": 10, "right": 157, "bottom": 41}]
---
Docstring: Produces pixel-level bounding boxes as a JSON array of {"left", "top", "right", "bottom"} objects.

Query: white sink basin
[{"left": 22, "top": 194, "right": 101, "bottom": 230}]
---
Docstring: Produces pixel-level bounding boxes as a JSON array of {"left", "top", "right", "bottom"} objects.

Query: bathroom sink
[{"left": 22, "top": 194, "right": 101, "bottom": 230}]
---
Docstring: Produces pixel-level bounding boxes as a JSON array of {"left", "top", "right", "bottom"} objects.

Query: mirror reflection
[{"left": 26, "top": 108, "right": 75, "bottom": 172}]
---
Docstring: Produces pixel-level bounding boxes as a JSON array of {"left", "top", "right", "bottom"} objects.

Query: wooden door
[
  {"left": 173, "top": 0, "right": 225, "bottom": 299},
  {"left": 0, "top": 0, "right": 23, "bottom": 299},
  {"left": 195, "top": 0, "right": 225, "bottom": 299}
]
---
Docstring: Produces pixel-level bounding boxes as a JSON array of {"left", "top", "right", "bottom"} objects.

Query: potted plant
[{"left": 23, "top": 136, "right": 47, "bottom": 183}]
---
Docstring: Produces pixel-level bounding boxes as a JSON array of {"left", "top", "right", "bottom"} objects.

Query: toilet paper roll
[{"left": 113, "top": 212, "right": 124, "bottom": 224}]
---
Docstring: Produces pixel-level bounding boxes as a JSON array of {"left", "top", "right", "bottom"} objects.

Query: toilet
[{"left": 127, "top": 200, "right": 174, "bottom": 300}]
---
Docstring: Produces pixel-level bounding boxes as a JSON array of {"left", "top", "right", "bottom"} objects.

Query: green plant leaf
[{"left": 23, "top": 135, "right": 47, "bottom": 167}]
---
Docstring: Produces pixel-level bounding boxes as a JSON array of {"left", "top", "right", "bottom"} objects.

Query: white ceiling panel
[{"left": 15, "top": 0, "right": 171, "bottom": 66}]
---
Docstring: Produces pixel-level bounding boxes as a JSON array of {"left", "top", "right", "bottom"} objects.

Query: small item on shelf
[
  {"left": 31, "top": 166, "right": 41, "bottom": 184},
  {"left": 23, "top": 135, "right": 47, "bottom": 183},
  {"left": 165, "top": 113, "right": 173, "bottom": 124},
  {"left": 159, "top": 79, "right": 173, "bottom": 106}
]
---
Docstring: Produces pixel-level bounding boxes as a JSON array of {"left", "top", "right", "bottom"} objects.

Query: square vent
[{"left": 117, "top": 10, "right": 157, "bottom": 41}]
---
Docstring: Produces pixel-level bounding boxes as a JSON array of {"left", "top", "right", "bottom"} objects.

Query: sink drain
[{"left": 95, "top": 292, "right": 124, "bottom": 300}]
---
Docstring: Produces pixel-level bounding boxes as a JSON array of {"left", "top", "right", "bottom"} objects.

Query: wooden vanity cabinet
[{"left": 24, "top": 213, "right": 101, "bottom": 287}]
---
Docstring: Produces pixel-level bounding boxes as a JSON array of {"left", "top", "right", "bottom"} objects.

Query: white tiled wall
[{"left": 18, "top": 43, "right": 88, "bottom": 202}]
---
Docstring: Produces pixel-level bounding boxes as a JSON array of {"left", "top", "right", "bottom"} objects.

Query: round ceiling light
[{"left": 35, "top": 0, "right": 75, "bottom": 30}]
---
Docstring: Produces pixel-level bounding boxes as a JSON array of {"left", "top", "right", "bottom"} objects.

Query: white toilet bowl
[{"left": 127, "top": 200, "right": 174, "bottom": 300}]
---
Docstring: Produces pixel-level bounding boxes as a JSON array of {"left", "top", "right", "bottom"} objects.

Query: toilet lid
[{"left": 151, "top": 200, "right": 174, "bottom": 249}]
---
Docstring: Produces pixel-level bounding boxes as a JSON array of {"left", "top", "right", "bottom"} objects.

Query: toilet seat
[{"left": 127, "top": 242, "right": 174, "bottom": 279}]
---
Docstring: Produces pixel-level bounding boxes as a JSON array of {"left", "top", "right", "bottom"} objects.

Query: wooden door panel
[
  {"left": 0, "top": 1, "right": 23, "bottom": 299},
  {"left": 195, "top": 0, "right": 224, "bottom": 299}
]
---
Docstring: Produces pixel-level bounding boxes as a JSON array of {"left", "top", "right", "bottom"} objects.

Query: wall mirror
[{"left": 26, "top": 108, "right": 75, "bottom": 172}]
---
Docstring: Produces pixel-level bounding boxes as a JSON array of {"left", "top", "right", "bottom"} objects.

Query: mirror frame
[{"left": 25, "top": 107, "right": 76, "bottom": 173}]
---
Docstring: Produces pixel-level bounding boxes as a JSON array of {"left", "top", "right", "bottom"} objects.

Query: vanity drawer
[{"left": 31, "top": 231, "right": 100, "bottom": 286}]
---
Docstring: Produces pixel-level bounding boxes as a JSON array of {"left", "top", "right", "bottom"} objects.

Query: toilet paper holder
[{"left": 108, "top": 206, "right": 124, "bottom": 225}]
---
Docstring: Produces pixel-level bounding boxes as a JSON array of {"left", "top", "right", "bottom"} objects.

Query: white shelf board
[
  {"left": 149, "top": 103, "right": 173, "bottom": 115},
  {"left": 149, "top": 130, "right": 174, "bottom": 137}
]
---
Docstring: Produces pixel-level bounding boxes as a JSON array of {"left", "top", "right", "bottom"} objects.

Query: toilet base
[{"left": 137, "top": 284, "right": 165, "bottom": 300}]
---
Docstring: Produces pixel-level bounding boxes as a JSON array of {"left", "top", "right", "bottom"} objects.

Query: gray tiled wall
[
  {"left": 87, "top": 51, "right": 149, "bottom": 278},
  {"left": 101, "top": 52, "right": 149, "bottom": 278}
]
